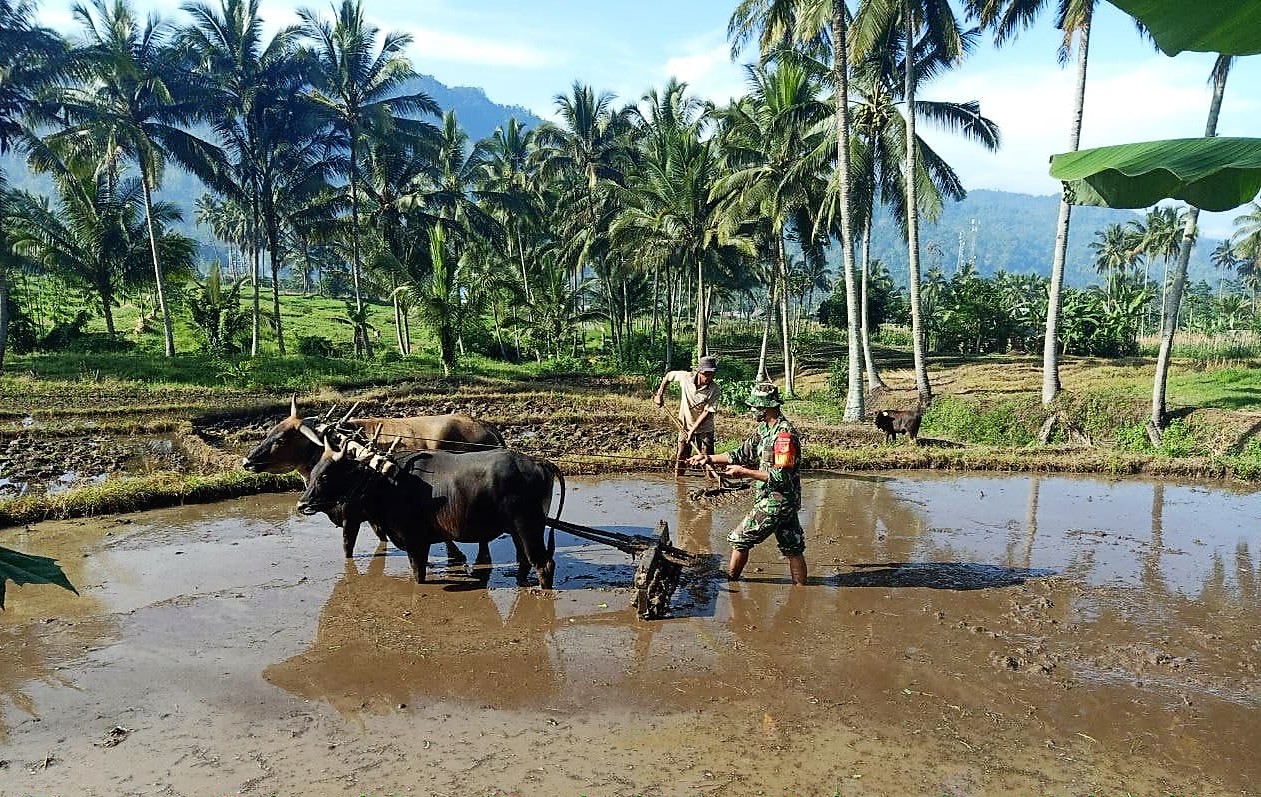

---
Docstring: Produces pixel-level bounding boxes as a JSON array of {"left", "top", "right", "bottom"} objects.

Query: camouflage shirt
[{"left": 728, "top": 414, "right": 802, "bottom": 509}]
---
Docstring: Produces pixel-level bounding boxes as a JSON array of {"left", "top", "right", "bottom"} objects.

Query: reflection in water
[
  {"left": 0, "top": 524, "right": 120, "bottom": 744},
  {"left": 264, "top": 548, "right": 565, "bottom": 715}
]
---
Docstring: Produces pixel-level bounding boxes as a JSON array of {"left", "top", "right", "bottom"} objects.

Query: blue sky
[{"left": 36, "top": 0, "right": 1261, "bottom": 238}]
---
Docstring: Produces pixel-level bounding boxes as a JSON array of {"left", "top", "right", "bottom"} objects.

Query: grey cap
[{"left": 696, "top": 355, "right": 718, "bottom": 373}]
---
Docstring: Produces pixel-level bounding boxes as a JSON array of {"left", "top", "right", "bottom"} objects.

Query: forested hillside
[{"left": 863, "top": 189, "right": 1221, "bottom": 288}]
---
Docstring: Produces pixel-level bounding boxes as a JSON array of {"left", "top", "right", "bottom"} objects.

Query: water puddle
[{"left": 1, "top": 472, "right": 1259, "bottom": 795}]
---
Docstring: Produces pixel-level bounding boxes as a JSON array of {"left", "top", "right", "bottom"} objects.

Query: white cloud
[
  {"left": 660, "top": 42, "right": 746, "bottom": 107},
  {"left": 919, "top": 54, "right": 1260, "bottom": 201},
  {"left": 404, "top": 26, "right": 554, "bottom": 69}
]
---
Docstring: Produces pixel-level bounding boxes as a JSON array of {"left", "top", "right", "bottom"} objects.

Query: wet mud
[{"left": 2, "top": 473, "right": 1260, "bottom": 796}]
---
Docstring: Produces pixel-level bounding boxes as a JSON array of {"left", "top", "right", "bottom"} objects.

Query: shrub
[
  {"left": 296, "top": 336, "right": 335, "bottom": 358},
  {"left": 1157, "top": 419, "right": 1203, "bottom": 458},
  {"left": 924, "top": 394, "right": 1040, "bottom": 447},
  {"left": 826, "top": 358, "right": 848, "bottom": 405}
]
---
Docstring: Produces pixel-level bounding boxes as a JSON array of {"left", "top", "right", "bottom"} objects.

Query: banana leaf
[
  {"left": 1049, "top": 137, "right": 1261, "bottom": 212},
  {"left": 0, "top": 545, "right": 77, "bottom": 609},
  {"left": 1107, "top": 0, "right": 1261, "bottom": 56}
]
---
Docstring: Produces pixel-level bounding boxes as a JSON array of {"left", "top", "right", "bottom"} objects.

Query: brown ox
[{"left": 242, "top": 397, "right": 505, "bottom": 562}]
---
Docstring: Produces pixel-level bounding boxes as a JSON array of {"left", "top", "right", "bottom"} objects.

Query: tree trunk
[
  {"left": 266, "top": 221, "right": 286, "bottom": 356},
  {"left": 141, "top": 175, "right": 176, "bottom": 357},
  {"left": 1150, "top": 55, "right": 1231, "bottom": 440},
  {"left": 348, "top": 136, "right": 371, "bottom": 358},
  {"left": 903, "top": 1, "right": 929, "bottom": 403},
  {"left": 777, "top": 236, "right": 795, "bottom": 395},
  {"left": 251, "top": 235, "right": 260, "bottom": 357},
  {"left": 664, "top": 268, "right": 674, "bottom": 368},
  {"left": 860, "top": 217, "right": 886, "bottom": 390},
  {"left": 393, "top": 292, "right": 405, "bottom": 355},
  {"left": 694, "top": 255, "right": 707, "bottom": 362},
  {"left": 0, "top": 265, "right": 9, "bottom": 371},
  {"left": 101, "top": 281, "right": 117, "bottom": 338},
  {"left": 756, "top": 264, "right": 775, "bottom": 382},
  {"left": 832, "top": 6, "right": 864, "bottom": 419}
]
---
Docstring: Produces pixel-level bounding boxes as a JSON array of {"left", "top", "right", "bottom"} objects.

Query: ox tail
[{"left": 541, "top": 458, "right": 566, "bottom": 560}]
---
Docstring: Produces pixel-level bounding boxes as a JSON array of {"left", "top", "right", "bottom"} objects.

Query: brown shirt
[{"left": 663, "top": 370, "right": 720, "bottom": 434}]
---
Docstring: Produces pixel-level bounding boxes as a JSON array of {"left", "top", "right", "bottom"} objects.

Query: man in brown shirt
[{"left": 653, "top": 355, "right": 721, "bottom": 477}]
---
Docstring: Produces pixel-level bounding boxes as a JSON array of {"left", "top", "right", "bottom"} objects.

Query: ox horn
[
  {"left": 290, "top": 394, "right": 299, "bottom": 418},
  {"left": 371, "top": 423, "right": 384, "bottom": 445},
  {"left": 338, "top": 401, "right": 362, "bottom": 427}
]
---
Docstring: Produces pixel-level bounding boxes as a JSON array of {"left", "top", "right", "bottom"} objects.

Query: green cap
[{"left": 745, "top": 382, "right": 783, "bottom": 408}]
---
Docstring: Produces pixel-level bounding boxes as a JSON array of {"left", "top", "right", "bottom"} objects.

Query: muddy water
[{"left": 1, "top": 473, "right": 1259, "bottom": 797}]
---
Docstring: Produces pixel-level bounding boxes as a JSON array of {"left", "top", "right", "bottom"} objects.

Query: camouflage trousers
[{"left": 728, "top": 500, "right": 805, "bottom": 556}]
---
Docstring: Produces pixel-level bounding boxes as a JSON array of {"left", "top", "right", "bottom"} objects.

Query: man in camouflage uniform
[{"left": 687, "top": 382, "right": 807, "bottom": 586}]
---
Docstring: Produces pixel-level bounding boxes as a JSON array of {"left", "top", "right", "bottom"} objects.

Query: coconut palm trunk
[
  {"left": 777, "top": 236, "right": 794, "bottom": 393},
  {"left": 695, "top": 255, "right": 707, "bottom": 360},
  {"left": 265, "top": 221, "right": 286, "bottom": 356},
  {"left": 756, "top": 266, "right": 775, "bottom": 382},
  {"left": 860, "top": 217, "right": 886, "bottom": 390},
  {"left": 348, "top": 136, "right": 372, "bottom": 358},
  {"left": 1043, "top": 19, "right": 1091, "bottom": 405},
  {"left": 141, "top": 174, "right": 176, "bottom": 357},
  {"left": 833, "top": 4, "right": 865, "bottom": 420},
  {"left": 1149, "top": 55, "right": 1232, "bottom": 441},
  {"left": 903, "top": 1, "right": 930, "bottom": 403}
]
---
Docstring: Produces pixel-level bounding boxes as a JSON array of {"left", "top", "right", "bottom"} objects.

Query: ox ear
[
  {"left": 290, "top": 394, "right": 299, "bottom": 418},
  {"left": 298, "top": 423, "right": 323, "bottom": 446}
]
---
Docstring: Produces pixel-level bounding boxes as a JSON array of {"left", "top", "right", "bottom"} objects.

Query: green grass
[{"left": 1168, "top": 366, "right": 1261, "bottom": 410}]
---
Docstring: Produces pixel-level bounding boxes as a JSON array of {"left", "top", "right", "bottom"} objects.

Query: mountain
[
  {"left": 863, "top": 189, "right": 1222, "bottom": 289},
  {"left": 406, "top": 74, "right": 543, "bottom": 142}
]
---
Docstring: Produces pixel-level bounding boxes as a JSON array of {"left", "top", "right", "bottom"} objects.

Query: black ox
[
  {"left": 242, "top": 397, "right": 503, "bottom": 563},
  {"left": 874, "top": 405, "right": 924, "bottom": 445},
  {"left": 296, "top": 440, "right": 565, "bottom": 588}
]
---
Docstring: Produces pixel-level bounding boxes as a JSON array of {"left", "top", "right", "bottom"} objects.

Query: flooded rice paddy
[{"left": 1, "top": 471, "right": 1259, "bottom": 797}]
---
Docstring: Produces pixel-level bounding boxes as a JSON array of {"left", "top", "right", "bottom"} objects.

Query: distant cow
[
  {"left": 242, "top": 397, "right": 505, "bottom": 561},
  {"left": 875, "top": 404, "right": 924, "bottom": 445},
  {"left": 297, "top": 439, "right": 565, "bottom": 588}
]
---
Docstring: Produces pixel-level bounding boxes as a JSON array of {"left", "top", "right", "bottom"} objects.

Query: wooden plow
[{"left": 548, "top": 517, "right": 691, "bottom": 620}]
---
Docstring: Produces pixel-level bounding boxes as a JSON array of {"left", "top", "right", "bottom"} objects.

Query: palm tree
[
  {"left": 299, "top": 0, "right": 438, "bottom": 357},
  {"left": 1231, "top": 201, "right": 1261, "bottom": 312},
  {"left": 845, "top": 22, "right": 999, "bottom": 393},
  {"left": 479, "top": 118, "right": 542, "bottom": 304},
  {"left": 612, "top": 118, "right": 752, "bottom": 365},
  {"left": 534, "top": 83, "right": 634, "bottom": 356},
  {"left": 1137, "top": 205, "right": 1190, "bottom": 335},
  {"left": 0, "top": 0, "right": 67, "bottom": 368},
  {"left": 730, "top": 0, "right": 866, "bottom": 418},
  {"left": 54, "top": 0, "right": 224, "bottom": 357},
  {"left": 180, "top": 0, "right": 318, "bottom": 356},
  {"left": 966, "top": 0, "right": 1096, "bottom": 406},
  {"left": 7, "top": 151, "right": 168, "bottom": 337},
  {"left": 1209, "top": 239, "right": 1239, "bottom": 301},
  {"left": 714, "top": 56, "right": 830, "bottom": 396},
  {"left": 854, "top": 0, "right": 967, "bottom": 405},
  {"left": 1089, "top": 222, "right": 1142, "bottom": 298},
  {"left": 1149, "top": 55, "right": 1233, "bottom": 441}
]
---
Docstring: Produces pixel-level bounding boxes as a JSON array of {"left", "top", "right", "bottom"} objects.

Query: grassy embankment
[{"left": 1, "top": 291, "right": 1259, "bottom": 527}]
